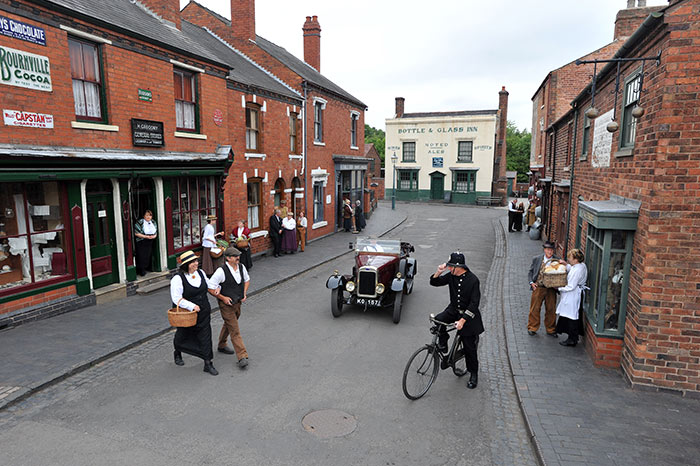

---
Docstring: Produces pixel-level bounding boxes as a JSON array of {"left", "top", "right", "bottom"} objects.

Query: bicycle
[{"left": 402, "top": 314, "right": 468, "bottom": 400}]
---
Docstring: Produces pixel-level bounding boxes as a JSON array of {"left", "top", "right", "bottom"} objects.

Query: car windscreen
[{"left": 355, "top": 238, "right": 401, "bottom": 254}]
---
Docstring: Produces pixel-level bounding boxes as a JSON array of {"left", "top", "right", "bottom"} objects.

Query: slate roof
[
  {"left": 399, "top": 110, "right": 498, "bottom": 119},
  {"left": 255, "top": 35, "right": 366, "bottom": 109}
]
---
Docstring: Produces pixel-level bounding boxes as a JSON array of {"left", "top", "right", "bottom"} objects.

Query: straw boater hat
[
  {"left": 206, "top": 214, "right": 217, "bottom": 221},
  {"left": 178, "top": 250, "right": 199, "bottom": 267},
  {"left": 287, "top": 211, "right": 294, "bottom": 216},
  {"left": 224, "top": 246, "right": 241, "bottom": 257}
]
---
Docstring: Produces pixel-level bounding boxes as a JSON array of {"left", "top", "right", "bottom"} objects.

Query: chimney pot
[
  {"left": 303, "top": 15, "right": 322, "bottom": 72},
  {"left": 395, "top": 97, "right": 405, "bottom": 118}
]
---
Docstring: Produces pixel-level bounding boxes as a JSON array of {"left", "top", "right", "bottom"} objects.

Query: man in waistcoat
[
  {"left": 527, "top": 241, "right": 561, "bottom": 336},
  {"left": 210, "top": 247, "right": 250, "bottom": 368}
]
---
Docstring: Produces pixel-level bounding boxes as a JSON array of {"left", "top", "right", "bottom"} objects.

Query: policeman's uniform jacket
[{"left": 429, "top": 268, "right": 484, "bottom": 336}]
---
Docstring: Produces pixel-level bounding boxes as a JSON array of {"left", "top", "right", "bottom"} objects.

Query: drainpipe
[
  {"left": 302, "top": 81, "right": 309, "bottom": 222},
  {"left": 546, "top": 130, "right": 556, "bottom": 241},
  {"left": 564, "top": 106, "right": 579, "bottom": 257}
]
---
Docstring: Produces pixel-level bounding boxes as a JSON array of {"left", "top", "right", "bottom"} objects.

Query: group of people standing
[
  {"left": 269, "top": 209, "right": 307, "bottom": 257},
  {"left": 342, "top": 199, "right": 366, "bottom": 233}
]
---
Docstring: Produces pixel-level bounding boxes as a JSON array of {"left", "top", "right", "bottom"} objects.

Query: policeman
[{"left": 430, "top": 252, "right": 484, "bottom": 389}]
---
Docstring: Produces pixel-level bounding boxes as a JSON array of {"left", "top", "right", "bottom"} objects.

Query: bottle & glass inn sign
[{"left": 0, "top": 45, "right": 51, "bottom": 91}]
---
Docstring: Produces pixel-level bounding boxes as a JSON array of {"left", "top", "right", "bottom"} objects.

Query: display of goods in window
[{"left": 542, "top": 262, "right": 567, "bottom": 288}]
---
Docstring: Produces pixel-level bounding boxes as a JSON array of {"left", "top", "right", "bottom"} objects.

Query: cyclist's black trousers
[{"left": 436, "top": 308, "right": 480, "bottom": 374}]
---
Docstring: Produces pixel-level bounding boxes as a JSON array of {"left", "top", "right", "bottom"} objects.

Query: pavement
[{"left": 0, "top": 201, "right": 406, "bottom": 411}]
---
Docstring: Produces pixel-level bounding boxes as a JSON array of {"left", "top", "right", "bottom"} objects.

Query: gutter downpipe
[
  {"left": 547, "top": 129, "right": 556, "bottom": 241},
  {"left": 565, "top": 106, "right": 579, "bottom": 257},
  {"left": 303, "top": 81, "right": 309, "bottom": 222}
]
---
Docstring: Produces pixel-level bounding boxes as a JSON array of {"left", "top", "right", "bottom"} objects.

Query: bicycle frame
[{"left": 428, "top": 316, "right": 461, "bottom": 369}]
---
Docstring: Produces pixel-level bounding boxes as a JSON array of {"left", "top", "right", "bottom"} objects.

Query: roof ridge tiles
[{"left": 203, "top": 27, "right": 301, "bottom": 98}]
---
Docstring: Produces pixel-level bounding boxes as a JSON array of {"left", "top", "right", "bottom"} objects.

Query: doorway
[
  {"left": 430, "top": 172, "right": 445, "bottom": 200},
  {"left": 86, "top": 180, "right": 118, "bottom": 288},
  {"left": 131, "top": 177, "right": 160, "bottom": 273}
]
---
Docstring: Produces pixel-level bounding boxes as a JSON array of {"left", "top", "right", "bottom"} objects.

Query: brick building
[
  {"left": 535, "top": 0, "right": 700, "bottom": 395},
  {"left": 364, "top": 143, "right": 384, "bottom": 206},
  {"left": 0, "top": 0, "right": 366, "bottom": 325}
]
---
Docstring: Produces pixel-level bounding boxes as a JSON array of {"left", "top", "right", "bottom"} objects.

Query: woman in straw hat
[
  {"left": 281, "top": 211, "right": 297, "bottom": 254},
  {"left": 170, "top": 250, "right": 220, "bottom": 375},
  {"left": 201, "top": 214, "right": 224, "bottom": 275}
]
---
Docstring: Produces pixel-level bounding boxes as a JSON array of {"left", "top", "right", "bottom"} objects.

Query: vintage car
[{"left": 326, "top": 238, "right": 416, "bottom": 324}]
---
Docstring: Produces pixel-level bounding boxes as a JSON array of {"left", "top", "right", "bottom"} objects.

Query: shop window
[
  {"left": 453, "top": 171, "right": 476, "bottom": 193},
  {"left": 457, "top": 141, "right": 473, "bottom": 163},
  {"left": 314, "top": 101, "right": 324, "bottom": 142},
  {"left": 69, "top": 37, "right": 105, "bottom": 122},
  {"left": 247, "top": 180, "right": 261, "bottom": 229},
  {"left": 313, "top": 182, "right": 324, "bottom": 223},
  {"left": 172, "top": 177, "right": 215, "bottom": 251},
  {"left": 0, "top": 182, "right": 70, "bottom": 293},
  {"left": 246, "top": 105, "right": 260, "bottom": 151},
  {"left": 351, "top": 113, "right": 358, "bottom": 147},
  {"left": 402, "top": 142, "right": 416, "bottom": 163},
  {"left": 620, "top": 72, "right": 641, "bottom": 149},
  {"left": 398, "top": 169, "right": 418, "bottom": 191},
  {"left": 289, "top": 113, "right": 298, "bottom": 153},
  {"left": 174, "top": 68, "right": 197, "bottom": 132}
]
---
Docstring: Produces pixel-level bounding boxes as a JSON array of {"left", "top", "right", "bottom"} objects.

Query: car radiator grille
[{"left": 358, "top": 270, "right": 376, "bottom": 296}]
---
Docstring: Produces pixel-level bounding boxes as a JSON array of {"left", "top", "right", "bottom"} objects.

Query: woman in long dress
[
  {"left": 134, "top": 210, "right": 157, "bottom": 276},
  {"left": 170, "top": 250, "right": 220, "bottom": 375},
  {"left": 281, "top": 212, "right": 297, "bottom": 254},
  {"left": 231, "top": 219, "right": 253, "bottom": 270},
  {"left": 201, "top": 215, "right": 223, "bottom": 275},
  {"left": 555, "top": 249, "right": 588, "bottom": 347},
  {"left": 354, "top": 200, "right": 366, "bottom": 232}
]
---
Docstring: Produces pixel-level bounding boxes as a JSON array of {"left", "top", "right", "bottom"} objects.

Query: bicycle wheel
[
  {"left": 451, "top": 337, "right": 468, "bottom": 377},
  {"left": 402, "top": 345, "right": 439, "bottom": 400}
]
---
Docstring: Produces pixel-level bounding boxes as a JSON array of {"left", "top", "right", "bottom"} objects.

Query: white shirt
[
  {"left": 143, "top": 220, "right": 156, "bottom": 235},
  {"left": 170, "top": 270, "right": 217, "bottom": 311},
  {"left": 282, "top": 217, "right": 296, "bottom": 230},
  {"left": 235, "top": 227, "right": 246, "bottom": 238},
  {"left": 556, "top": 263, "right": 588, "bottom": 320},
  {"left": 508, "top": 202, "right": 519, "bottom": 212},
  {"left": 298, "top": 216, "right": 307, "bottom": 228},
  {"left": 210, "top": 262, "right": 250, "bottom": 287},
  {"left": 202, "top": 223, "right": 216, "bottom": 248}
]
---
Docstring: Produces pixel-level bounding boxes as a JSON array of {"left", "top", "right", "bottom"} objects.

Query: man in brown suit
[{"left": 527, "top": 241, "right": 560, "bottom": 336}]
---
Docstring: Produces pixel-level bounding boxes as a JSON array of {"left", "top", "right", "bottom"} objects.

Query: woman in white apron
[{"left": 555, "top": 249, "right": 587, "bottom": 347}]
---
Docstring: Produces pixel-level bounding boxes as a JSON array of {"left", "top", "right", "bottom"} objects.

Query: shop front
[{"left": 332, "top": 155, "right": 369, "bottom": 231}]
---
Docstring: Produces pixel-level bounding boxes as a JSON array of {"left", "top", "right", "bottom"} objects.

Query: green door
[
  {"left": 430, "top": 173, "right": 444, "bottom": 200},
  {"left": 87, "top": 193, "right": 118, "bottom": 288}
]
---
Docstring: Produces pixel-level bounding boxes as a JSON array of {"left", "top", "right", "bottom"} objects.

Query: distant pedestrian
[
  {"left": 231, "top": 219, "right": 253, "bottom": 270},
  {"left": 297, "top": 211, "right": 307, "bottom": 252},
  {"left": 201, "top": 215, "right": 224, "bottom": 275},
  {"left": 343, "top": 199, "right": 353, "bottom": 232},
  {"left": 527, "top": 241, "right": 561, "bottom": 336},
  {"left": 269, "top": 209, "right": 283, "bottom": 257},
  {"left": 555, "top": 249, "right": 587, "bottom": 347},
  {"left": 134, "top": 210, "right": 157, "bottom": 276},
  {"left": 170, "top": 251, "right": 219, "bottom": 376},
  {"left": 355, "top": 200, "right": 366, "bottom": 232},
  {"left": 507, "top": 198, "right": 519, "bottom": 232},
  {"left": 210, "top": 247, "right": 250, "bottom": 368},
  {"left": 525, "top": 201, "right": 537, "bottom": 232},
  {"left": 281, "top": 212, "right": 297, "bottom": 254}
]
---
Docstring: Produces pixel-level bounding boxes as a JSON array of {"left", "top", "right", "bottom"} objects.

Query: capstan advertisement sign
[{"left": 3, "top": 109, "right": 54, "bottom": 128}]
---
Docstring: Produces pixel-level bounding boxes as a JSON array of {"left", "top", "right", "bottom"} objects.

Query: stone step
[
  {"left": 135, "top": 278, "right": 170, "bottom": 295},
  {"left": 94, "top": 283, "right": 127, "bottom": 305}
]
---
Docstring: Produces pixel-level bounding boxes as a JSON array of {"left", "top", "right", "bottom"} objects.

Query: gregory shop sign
[
  {"left": 0, "top": 16, "right": 46, "bottom": 46},
  {"left": 3, "top": 109, "right": 54, "bottom": 128},
  {"left": 0, "top": 45, "right": 51, "bottom": 91},
  {"left": 131, "top": 119, "right": 164, "bottom": 147}
]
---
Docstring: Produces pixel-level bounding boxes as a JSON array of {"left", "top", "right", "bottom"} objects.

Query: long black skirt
[
  {"left": 555, "top": 315, "right": 581, "bottom": 340},
  {"left": 135, "top": 238, "right": 154, "bottom": 275},
  {"left": 239, "top": 245, "right": 253, "bottom": 269},
  {"left": 173, "top": 309, "right": 213, "bottom": 361}
]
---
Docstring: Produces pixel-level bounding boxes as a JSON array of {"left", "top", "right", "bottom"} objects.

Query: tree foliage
[
  {"left": 506, "top": 121, "right": 531, "bottom": 182},
  {"left": 365, "top": 124, "right": 385, "bottom": 167}
]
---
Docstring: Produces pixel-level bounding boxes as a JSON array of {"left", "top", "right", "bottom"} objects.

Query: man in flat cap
[
  {"left": 430, "top": 252, "right": 483, "bottom": 389},
  {"left": 209, "top": 246, "right": 250, "bottom": 369},
  {"left": 527, "top": 241, "right": 561, "bottom": 337}
]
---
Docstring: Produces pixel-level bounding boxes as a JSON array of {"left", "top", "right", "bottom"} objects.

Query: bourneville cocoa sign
[{"left": 0, "top": 45, "right": 51, "bottom": 91}]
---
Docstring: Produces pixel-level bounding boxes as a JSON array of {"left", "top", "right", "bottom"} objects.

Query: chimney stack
[
  {"left": 231, "top": 0, "right": 256, "bottom": 42},
  {"left": 395, "top": 97, "right": 405, "bottom": 118},
  {"left": 303, "top": 16, "right": 321, "bottom": 72},
  {"left": 615, "top": 1, "right": 659, "bottom": 40},
  {"left": 492, "top": 86, "right": 509, "bottom": 205},
  {"left": 140, "top": 0, "right": 181, "bottom": 29}
]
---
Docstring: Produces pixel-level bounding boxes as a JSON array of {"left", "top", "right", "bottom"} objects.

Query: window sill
[
  {"left": 313, "top": 141, "right": 326, "bottom": 146},
  {"left": 289, "top": 154, "right": 303, "bottom": 160},
  {"left": 312, "top": 221, "right": 327, "bottom": 230},
  {"left": 350, "top": 146, "right": 359, "bottom": 151},
  {"left": 174, "top": 132, "right": 207, "bottom": 140},
  {"left": 615, "top": 147, "right": 634, "bottom": 158},
  {"left": 71, "top": 121, "right": 119, "bottom": 132},
  {"left": 245, "top": 153, "right": 266, "bottom": 160},
  {"left": 456, "top": 160, "right": 474, "bottom": 164},
  {"left": 250, "top": 230, "right": 268, "bottom": 239}
]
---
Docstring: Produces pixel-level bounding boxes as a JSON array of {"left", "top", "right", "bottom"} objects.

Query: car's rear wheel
[
  {"left": 331, "top": 288, "right": 344, "bottom": 318},
  {"left": 392, "top": 291, "right": 402, "bottom": 324}
]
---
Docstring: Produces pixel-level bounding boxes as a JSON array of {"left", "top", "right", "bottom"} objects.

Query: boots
[
  {"left": 203, "top": 360, "right": 219, "bottom": 376},
  {"left": 467, "top": 372, "right": 478, "bottom": 389},
  {"left": 174, "top": 350, "right": 184, "bottom": 366}
]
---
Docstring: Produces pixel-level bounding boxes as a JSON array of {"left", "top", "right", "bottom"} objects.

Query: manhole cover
[{"left": 302, "top": 409, "right": 357, "bottom": 438}]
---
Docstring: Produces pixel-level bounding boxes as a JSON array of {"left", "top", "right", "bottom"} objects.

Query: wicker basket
[
  {"left": 209, "top": 247, "right": 223, "bottom": 258},
  {"left": 168, "top": 300, "right": 198, "bottom": 327},
  {"left": 235, "top": 239, "right": 249, "bottom": 249},
  {"left": 542, "top": 271, "right": 568, "bottom": 288}
]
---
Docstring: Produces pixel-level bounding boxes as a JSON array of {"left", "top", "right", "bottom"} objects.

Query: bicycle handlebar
[{"left": 429, "top": 314, "right": 456, "bottom": 330}]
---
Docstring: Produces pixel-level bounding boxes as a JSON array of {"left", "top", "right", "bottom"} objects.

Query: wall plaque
[{"left": 131, "top": 118, "right": 164, "bottom": 147}]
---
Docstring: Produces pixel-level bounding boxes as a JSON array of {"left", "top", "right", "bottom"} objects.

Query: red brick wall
[
  {"left": 584, "top": 320, "right": 624, "bottom": 368},
  {"left": 2, "top": 285, "right": 77, "bottom": 314}
]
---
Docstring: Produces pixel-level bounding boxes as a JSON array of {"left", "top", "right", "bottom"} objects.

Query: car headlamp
[
  {"left": 376, "top": 283, "right": 385, "bottom": 294},
  {"left": 345, "top": 281, "right": 355, "bottom": 292}
]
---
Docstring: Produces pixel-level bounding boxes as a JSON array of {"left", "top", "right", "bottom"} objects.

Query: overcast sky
[{"left": 181, "top": 0, "right": 668, "bottom": 132}]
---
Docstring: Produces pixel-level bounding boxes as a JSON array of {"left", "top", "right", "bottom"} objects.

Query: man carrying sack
[
  {"left": 527, "top": 241, "right": 561, "bottom": 336},
  {"left": 210, "top": 247, "right": 250, "bottom": 369}
]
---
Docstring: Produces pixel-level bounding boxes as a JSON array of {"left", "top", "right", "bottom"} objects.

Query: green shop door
[
  {"left": 430, "top": 172, "right": 445, "bottom": 200},
  {"left": 86, "top": 188, "right": 119, "bottom": 289}
]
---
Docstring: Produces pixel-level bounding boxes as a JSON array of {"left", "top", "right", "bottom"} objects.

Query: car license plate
[{"left": 357, "top": 298, "right": 381, "bottom": 306}]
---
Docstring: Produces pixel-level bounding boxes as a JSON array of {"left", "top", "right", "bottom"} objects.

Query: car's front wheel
[
  {"left": 392, "top": 291, "right": 402, "bottom": 324},
  {"left": 331, "top": 288, "right": 344, "bottom": 318}
]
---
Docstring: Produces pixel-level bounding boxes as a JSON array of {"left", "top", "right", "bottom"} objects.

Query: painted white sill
[
  {"left": 250, "top": 230, "right": 268, "bottom": 239},
  {"left": 71, "top": 121, "right": 119, "bottom": 132},
  {"left": 351, "top": 146, "right": 359, "bottom": 150},
  {"left": 312, "top": 221, "right": 328, "bottom": 230},
  {"left": 313, "top": 141, "right": 326, "bottom": 146},
  {"left": 245, "top": 153, "right": 266, "bottom": 160},
  {"left": 174, "top": 131, "right": 207, "bottom": 140},
  {"left": 289, "top": 154, "right": 303, "bottom": 160}
]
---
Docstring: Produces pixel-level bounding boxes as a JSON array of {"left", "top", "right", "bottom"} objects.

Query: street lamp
[{"left": 391, "top": 151, "right": 398, "bottom": 210}]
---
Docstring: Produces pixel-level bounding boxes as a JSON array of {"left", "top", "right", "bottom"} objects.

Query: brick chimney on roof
[
  {"left": 615, "top": 0, "right": 661, "bottom": 40},
  {"left": 231, "top": 0, "right": 256, "bottom": 42},
  {"left": 303, "top": 16, "right": 321, "bottom": 72},
  {"left": 140, "top": 0, "right": 181, "bottom": 29},
  {"left": 395, "top": 97, "right": 405, "bottom": 118}
]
